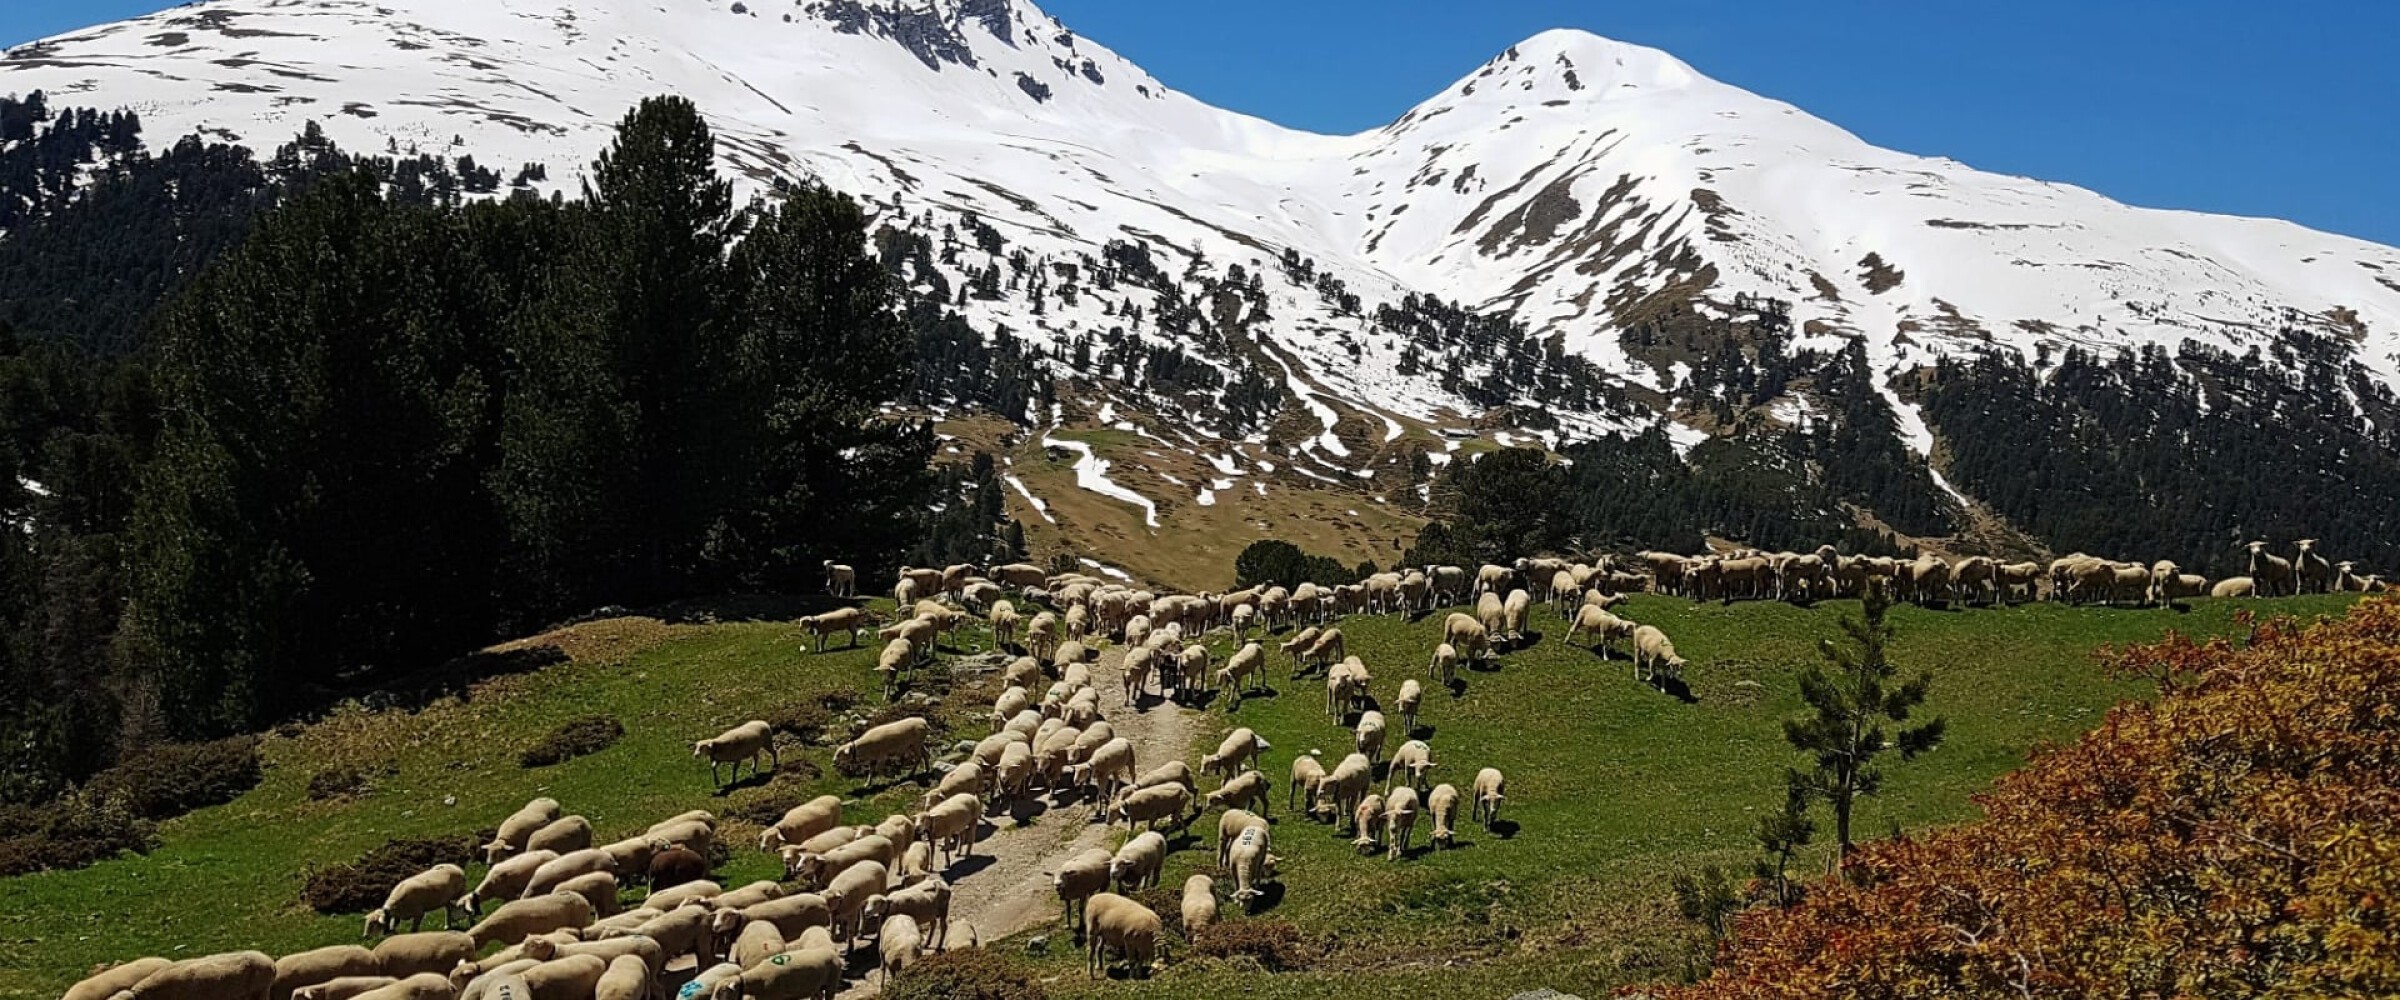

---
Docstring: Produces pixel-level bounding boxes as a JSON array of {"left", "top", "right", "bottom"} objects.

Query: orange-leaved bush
[{"left": 1659, "top": 598, "right": 2400, "bottom": 999}]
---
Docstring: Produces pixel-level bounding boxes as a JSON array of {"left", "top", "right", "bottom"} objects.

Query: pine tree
[{"left": 1782, "top": 580, "right": 1946, "bottom": 865}]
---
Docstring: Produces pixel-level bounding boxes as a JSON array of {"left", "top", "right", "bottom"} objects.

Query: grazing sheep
[
  {"left": 647, "top": 845, "right": 708, "bottom": 893},
  {"left": 593, "top": 838, "right": 656, "bottom": 876},
  {"left": 1471, "top": 768, "right": 1507, "bottom": 831},
  {"left": 863, "top": 876, "right": 953, "bottom": 950},
  {"left": 1288, "top": 755, "right": 1327, "bottom": 814},
  {"left": 791, "top": 834, "right": 896, "bottom": 892},
  {"left": 1299, "top": 628, "right": 1347, "bottom": 677},
  {"left": 1443, "top": 614, "right": 1492, "bottom": 666},
  {"left": 1113, "top": 782, "right": 1195, "bottom": 832},
  {"left": 834, "top": 717, "right": 932, "bottom": 783},
  {"left": 716, "top": 881, "right": 783, "bottom": 911},
  {"left": 876, "top": 914, "right": 923, "bottom": 988},
  {"left": 605, "top": 899, "right": 715, "bottom": 967},
  {"left": 522, "top": 849, "right": 616, "bottom": 899},
  {"left": 1395, "top": 679, "right": 1423, "bottom": 735},
  {"left": 797, "top": 606, "right": 873, "bottom": 653},
  {"left": 518, "top": 934, "right": 662, "bottom": 982},
  {"left": 2213, "top": 576, "right": 2258, "bottom": 599},
  {"left": 1214, "top": 641, "right": 1267, "bottom": 700},
  {"left": 920, "top": 760, "right": 988, "bottom": 813},
  {"left": 709, "top": 945, "right": 842, "bottom": 1000},
  {"left": 1083, "top": 893, "right": 1165, "bottom": 978},
  {"left": 341, "top": 974, "right": 453, "bottom": 1000},
  {"left": 638, "top": 880, "right": 721, "bottom": 914},
  {"left": 1351, "top": 792, "right": 1386, "bottom": 853},
  {"left": 65, "top": 958, "right": 173, "bottom": 1000},
  {"left": 1568, "top": 605, "right": 1633, "bottom": 658},
  {"left": 289, "top": 977, "right": 399, "bottom": 1000},
  {"left": 728, "top": 918, "right": 786, "bottom": 970},
  {"left": 522, "top": 816, "right": 591, "bottom": 858},
  {"left": 1428, "top": 643, "right": 1458, "bottom": 685},
  {"left": 118, "top": 951, "right": 276, "bottom": 1000},
  {"left": 468, "top": 893, "right": 594, "bottom": 950},
  {"left": 1501, "top": 589, "right": 1532, "bottom": 640},
  {"left": 1387, "top": 739, "right": 1436, "bottom": 791},
  {"left": 1214, "top": 810, "right": 1270, "bottom": 869},
  {"left": 1323, "top": 659, "right": 1363, "bottom": 718},
  {"left": 1383, "top": 785, "right": 1422, "bottom": 861},
  {"left": 1053, "top": 846, "right": 1115, "bottom": 932},
  {"left": 739, "top": 892, "right": 833, "bottom": 940},
  {"left": 1204, "top": 769, "right": 1271, "bottom": 816},
  {"left": 1278, "top": 627, "right": 1322, "bottom": 674},
  {"left": 821, "top": 860, "right": 892, "bottom": 949},
  {"left": 1314, "top": 753, "right": 1373, "bottom": 827},
  {"left": 758, "top": 795, "right": 845, "bottom": 853},
  {"left": 1181, "top": 874, "right": 1219, "bottom": 938},
  {"left": 514, "top": 955, "right": 605, "bottom": 1000},
  {"left": 271, "top": 947, "right": 382, "bottom": 1000},
  {"left": 646, "top": 815, "right": 714, "bottom": 852},
  {"left": 592, "top": 954, "right": 648, "bottom": 1000},
  {"left": 1631, "top": 624, "right": 1686, "bottom": 684},
  {"left": 1109, "top": 831, "right": 1168, "bottom": 891},
  {"left": 549, "top": 871, "right": 619, "bottom": 919},
  {"left": 1426, "top": 783, "right": 1461, "bottom": 849},
  {"left": 367, "top": 865, "right": 470, "bottom": 937},
  {"left": 1354, "top": 711, "right": 1388, "bottom": 766},
  {"left": 1074, "top": 737, "right": 1139, "bottom": 807},
  {"left": 1225, "top": 825, "right": 1279, "bottom": 911},
  {"left": 368, "top": 933, "right": 475, "bottom": 981},
  {"left": 483, "top": 798, "right": 562, "bottom": 865},
  {"left": 1474, "top": 564, "right": 1514, "bottom": 596},
  {"left": 1201, "top": 727, "right": 1262, "bottom": 778},
  {"left": 694, "top": 721, "right": 777, "bottom": 787},
  {"left": 914, "top": 792, "right": 985, "bottom": 867},
  {"left": 875, "top": 638, "right": 914, "bottom": 699}
]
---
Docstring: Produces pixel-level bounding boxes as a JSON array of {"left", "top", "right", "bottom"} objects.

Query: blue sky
[{"left": 7, "top": 0, "right": 2397, "bottom": 247}]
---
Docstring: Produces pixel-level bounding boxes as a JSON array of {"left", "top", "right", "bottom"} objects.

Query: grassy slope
[
  {"left": 0, "top": 609, "right": 969, "bottom": 1000},
  {"left": 0, "top": 594, "right": 2357, "bottom": 999},
  {"left": 1026, "top": 593, "right": 2362, "bottom": 999}
]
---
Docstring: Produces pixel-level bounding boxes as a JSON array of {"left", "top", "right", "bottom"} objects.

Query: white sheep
[
  {"left": 693, "top": 721, "right": 777, "bottom": 787},
  {"left": 1426, "top": 783, "right": 1461, "bottom": 849},
  {"left": 1201, "top": 727, "right": 1262, "bottom": 778},
  {"left": 1395, "top": 678, "right": 1423, "bottom": 736},
  {"left": 1225, "top": 825, "right": 1279, "bottom": 912},
  {"left": 1108, "top": 831, "right": 1168, "bottom": 892},
  {"left": 1181, "top": 874, "right": 1219, "bottom": 939},
  {"left": 757, "top": 795, "right": 845, "bottom": 853},
  {"left": 1383, "top": 785, "right": 1422, "bottom": 861},
  {"left": 1471, "top": 767, "right": 1507, "bottom": 830},
  {"left": 1632, "top": 624, "right": 1685, "bottom": 684},
  {"left": 1083, "top": 893, "right": 1164, "bottom": 979},
  {"left": 366, "top": 865, "right": 470, "bottom": 937},
  {"left": 834, "top": 717, "right": 932, "bottom": 783},
  {"left": 482, "top": 797, "right": 561, "bottom": 864}
]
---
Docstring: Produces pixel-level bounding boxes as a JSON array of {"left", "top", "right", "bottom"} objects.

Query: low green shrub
[
  {"left": 0, "top": 791, "right": 154, "bottom": 876},
  {"left": 300, "top": 835, "right": 478, "bottom": 914},
  {"left": 85, "top": 737, "right": 263, "bottom": 821},
  {"left": 882, "top": 947, "right": 1048, "bottom": 1000}
]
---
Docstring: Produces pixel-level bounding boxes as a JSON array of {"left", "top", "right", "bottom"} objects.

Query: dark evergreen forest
[{"left": 0, "top": 95, "right": 1018, "bottom": 804}]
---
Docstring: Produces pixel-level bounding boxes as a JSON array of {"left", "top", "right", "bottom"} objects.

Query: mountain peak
[{"left": 1491, "top": 28, "right": 1702, "bottom": 95}]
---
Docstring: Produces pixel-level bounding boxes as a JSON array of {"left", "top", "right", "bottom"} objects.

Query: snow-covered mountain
[{"left": 8, "top": 0, "right": 2400, "bottom": 544}]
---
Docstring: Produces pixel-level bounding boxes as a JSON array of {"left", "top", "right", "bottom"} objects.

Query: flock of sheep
[
  {"left": 63, "top": 538, "right": 2370, "bottom": 1000},
  {"left": 1628, "top": 540, "right": 2382, "bottom": 607}
]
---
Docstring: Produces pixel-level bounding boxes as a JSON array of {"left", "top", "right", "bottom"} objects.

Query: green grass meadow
[{"left": 0, "top": 593, "right": 2358, "bottom": 999}]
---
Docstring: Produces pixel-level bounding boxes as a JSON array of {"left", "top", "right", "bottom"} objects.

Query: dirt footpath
[{"left": 843, "top": 644, "right": 1204, "bottom": 994}]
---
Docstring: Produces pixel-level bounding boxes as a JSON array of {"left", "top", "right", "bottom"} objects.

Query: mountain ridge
[{"left": 6, "top": 0, "right": 2400, "bottom": 574}]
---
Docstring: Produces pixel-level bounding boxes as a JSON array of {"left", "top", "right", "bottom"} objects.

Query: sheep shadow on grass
[
  {"left": 1445, "top": 677, "right": 1470, "bottom": 698},
  {"left": 1240, "top": 881, "right": 1289, "bottom": 915},
  {"left": 1465, "top": 658, "right": 1505, "bottom": 675},
  {"left": 708, "top": 769, "right": 778, "bottom": 798},
  {"left": 1652, "top": 675, "right": 1699, "bottom": 704},
  {"left": 1408, "top": 724, "right": 1437, "bottom": 741},
  {"left": 1490, "top": 819, "right": 1522, "bottom": 840}
]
